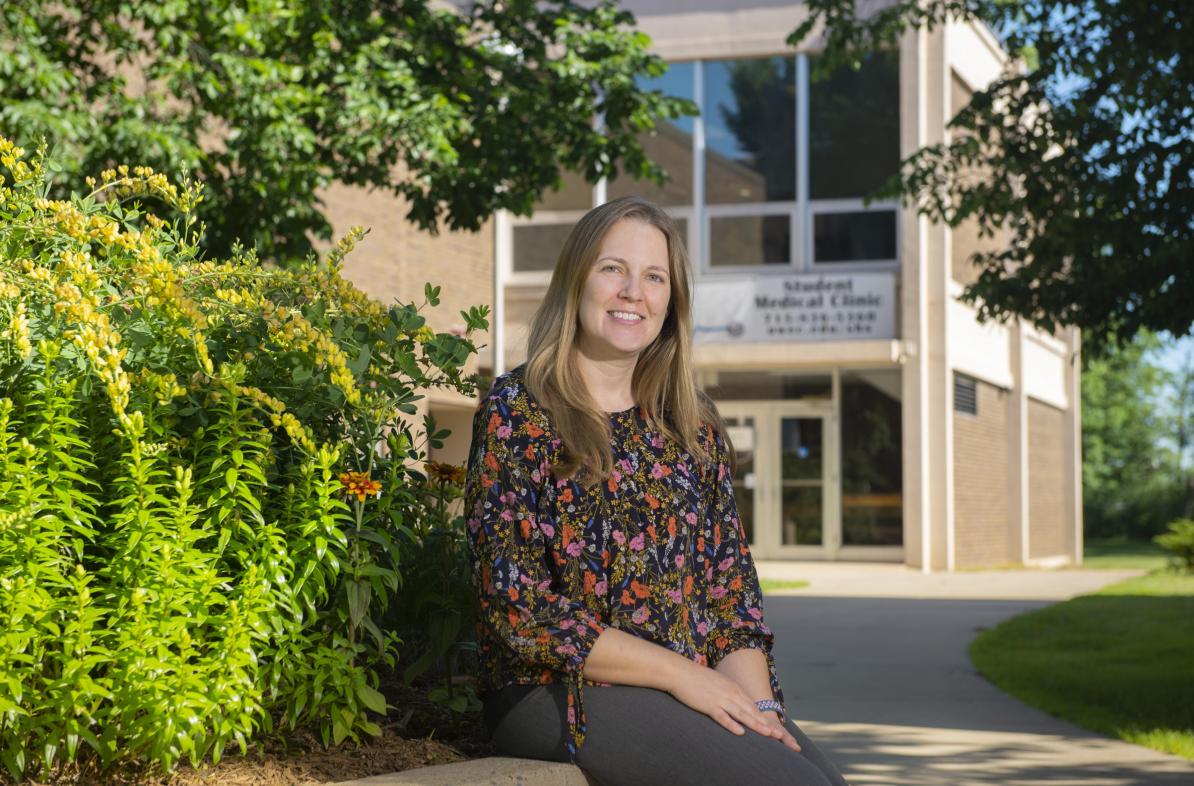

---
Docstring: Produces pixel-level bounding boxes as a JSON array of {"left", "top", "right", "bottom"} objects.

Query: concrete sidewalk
[{"left": 758, "top": 561, "right": 1194, "bottom": 786}]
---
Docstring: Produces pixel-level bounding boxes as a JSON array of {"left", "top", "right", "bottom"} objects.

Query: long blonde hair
[{"left": 523, "top": 196, "right": 730, "bottom": 487}]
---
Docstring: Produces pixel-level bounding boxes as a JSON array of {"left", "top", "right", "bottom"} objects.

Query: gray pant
[{"left": 485, "top": 684, "right": 852, "bottom": 786}]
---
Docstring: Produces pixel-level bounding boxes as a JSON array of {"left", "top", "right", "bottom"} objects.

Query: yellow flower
[{"left": 2, "top": 302, "right": 32, "bottom": 359}]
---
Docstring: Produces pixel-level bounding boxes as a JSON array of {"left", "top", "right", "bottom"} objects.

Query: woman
[{"left": 464, "top": 196, "right": 850, "bottom": 786}]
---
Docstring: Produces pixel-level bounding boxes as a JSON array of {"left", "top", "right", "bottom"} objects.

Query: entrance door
[{"left": 718, "top": 401, "right": 839, "bottom": 559}]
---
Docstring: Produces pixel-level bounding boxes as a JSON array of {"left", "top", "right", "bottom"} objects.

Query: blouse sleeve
[
  {"left": 465, "top": 390, "right": 608, "bottom": 679},
  {"left": 702, "top": 423, "right": 786, "bottom": 706}
]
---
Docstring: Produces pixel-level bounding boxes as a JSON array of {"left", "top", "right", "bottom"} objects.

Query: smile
[{"left": 608, "top": 311, "right": 645, "bottom": 323}]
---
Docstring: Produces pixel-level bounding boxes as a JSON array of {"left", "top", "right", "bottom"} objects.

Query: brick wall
[
  {"left": 1028, "top": 396, "right": 1067, "bottom": 558},
  {"left": 321, "top": 182, "right": 494, "bottom": 464},
  {"left": 953, "top": 376, "right": 1010, "bottom": 567},
  {"left": 949, "top": 70, "right": 1012, "bottom": 287},
  {"left": 323, "top": 182, "right": 493, "bottom": 356}
]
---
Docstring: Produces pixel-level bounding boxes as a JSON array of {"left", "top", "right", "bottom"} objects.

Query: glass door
[
  {"left": 721, "top": 413, "right": 757, "bottom": 546},
  {"left": 716, "top": 401, "right": 837, "bottom": 559}
]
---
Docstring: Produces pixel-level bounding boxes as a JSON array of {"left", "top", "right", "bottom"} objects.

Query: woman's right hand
[{"left": 666, "top": 661, "right": 793, "bottom": 745}]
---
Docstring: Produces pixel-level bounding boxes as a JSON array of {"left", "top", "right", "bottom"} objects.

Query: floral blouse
[{"left": 464, "top": 365, "right": 783, "bottom": 761}]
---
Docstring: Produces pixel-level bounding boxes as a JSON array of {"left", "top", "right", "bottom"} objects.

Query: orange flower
[
  {"left": 339, "top": 471, "right": 382, "bottom": 501},
  {"left": 427, "top": 461, "right": 465, "bottom": 485}
]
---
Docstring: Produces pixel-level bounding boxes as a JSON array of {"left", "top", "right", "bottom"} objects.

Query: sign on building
[{"left": 693, "top": 272, "right": 896, "bottom": 342}]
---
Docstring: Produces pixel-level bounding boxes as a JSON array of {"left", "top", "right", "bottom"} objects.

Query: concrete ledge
[{"left": 335, "top": 757, "right": 594, "bottom": 786}]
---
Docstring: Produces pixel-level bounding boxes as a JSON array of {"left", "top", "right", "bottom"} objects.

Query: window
[
  {"left": 809, "top": 51, "right": 900, "bottom": 201},
  {"left": 511, "top": 223, "right": 573, "bottom": 272},
  {"left": 704, "top": 58, "right": 796, "bottom": 204},
  {"left": 841, "top": 369, "right": 903, "bottom": 546},
  {"left": 608, "top": 63, "right": 696, "bottom": 206},
  {"left": 814, "top": 210, "right": 897, "bottom": 263},
  {"left": 954, "top": 372, "right": 978, "bottom": 415},
  {"left": 507, "top": 53, "right": 900, "bottom": 277},
  {"left": 710, "top": 215, "right": 789, "bottom": 267}
]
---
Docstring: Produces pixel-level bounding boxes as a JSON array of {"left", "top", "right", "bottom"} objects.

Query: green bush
[
  {"left": 0, "top": 137, "right": 489, "bottom": 777},
  {"left": 1155, "top": 519, "right": 1194, "bottom": 573}
]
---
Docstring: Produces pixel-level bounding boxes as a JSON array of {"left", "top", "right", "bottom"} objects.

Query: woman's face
[{"left": 575, "top": 218, "right": 672, "bottom": 361}]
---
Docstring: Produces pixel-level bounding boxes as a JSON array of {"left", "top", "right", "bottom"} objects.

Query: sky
[{"left": 1155, "top": 333, "right": 1194, "bottom": 378}]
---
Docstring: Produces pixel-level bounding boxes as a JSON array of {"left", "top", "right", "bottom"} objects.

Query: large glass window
[
  {"left": 509, "top": 52, "right": 900, "bottom": 277},
  {"left": 704, "top": 58, "right": 796, "bottom": 204},
  {"left": 608, "top": 63, "right": 695, "bottom": 206},
  {"left": 840, "top": 369, "right": 903, "bottom": 546},
  {"left": 809, "top": 51, "right": 900, "bottom": 201}
]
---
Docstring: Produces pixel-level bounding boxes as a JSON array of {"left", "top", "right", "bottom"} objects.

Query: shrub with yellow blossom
[{"left": 0, "top": 138, "right": 490, "bottom": 778}]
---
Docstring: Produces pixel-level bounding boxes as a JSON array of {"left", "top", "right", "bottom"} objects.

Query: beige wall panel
[
  {"left": 429, "top": 407, "right": 478, "bottom": 468},
  {"left": 953, "top": 378, "right": 1010, "bottom": 567},
  {"left": 1028, "top": 397, "right": 1067, "bottom": 558}
]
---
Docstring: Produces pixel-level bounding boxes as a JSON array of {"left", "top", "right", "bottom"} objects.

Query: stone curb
[{"left": 335, "top": 757, "right": 593, "bottom": 786}]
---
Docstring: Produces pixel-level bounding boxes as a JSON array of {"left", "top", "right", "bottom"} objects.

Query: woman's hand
[
  {"left": 758, "top": 710, "right": 802, "bottom": 753},
  {"left": 666, "top": 662, "right": 801, "bottom": 752}
]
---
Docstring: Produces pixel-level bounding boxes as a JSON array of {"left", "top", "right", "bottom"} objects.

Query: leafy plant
[
  {"left": 0, "top": 137, "right": 489, "bottom": 776},
  {"left": 1155, "top": 519, "right": 1194, "bottom": 573}
]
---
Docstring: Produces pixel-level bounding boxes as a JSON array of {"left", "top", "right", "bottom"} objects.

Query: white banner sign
[{"left": 693, "top": 272, "right": 896, "bottom": 343}]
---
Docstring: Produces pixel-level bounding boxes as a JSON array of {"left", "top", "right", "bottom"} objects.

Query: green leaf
[{"left": 356, "top": 683, "right": 387, "bottom": 715}]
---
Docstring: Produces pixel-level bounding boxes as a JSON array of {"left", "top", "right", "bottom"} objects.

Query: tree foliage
[
  {"left": 1081, "top": 332, "right": 1186, "bottom": 539},
  {"left": 0, "top": 0, "right": 692, "bottom": 260},
  {"left": 791, "top": 0, "right": 1192, "bottom": 356}
]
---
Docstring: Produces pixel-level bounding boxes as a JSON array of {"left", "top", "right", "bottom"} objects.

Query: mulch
[{"left": 22, "top": 682, "right": 498, "bottom": 786}]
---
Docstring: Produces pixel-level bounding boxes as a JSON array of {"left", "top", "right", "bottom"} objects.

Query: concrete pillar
[
  {"left": 900, "top": 24, "right": 951, "bottom": 571},
  {"left": 1008, "top": 320, "right": 1030, "bottom": 564}
]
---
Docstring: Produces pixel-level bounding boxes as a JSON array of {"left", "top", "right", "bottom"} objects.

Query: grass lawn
[
  {"left": 760, "top": 578, "right": 810, "bottom": 593},
  {"left": 971, "top": 567, "right": 1194, "bottom": 760},
  {"left": 1082, "top": 538, "right": 1172, "bottom": 570}
]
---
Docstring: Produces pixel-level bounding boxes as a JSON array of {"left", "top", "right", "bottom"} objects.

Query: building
[{"left": 336, "top": 1, "right": 1083, "bottom": 572}]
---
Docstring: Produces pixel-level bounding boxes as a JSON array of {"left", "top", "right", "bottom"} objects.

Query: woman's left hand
[{"left": 759, "top": 711, "right": 802, "bottom": 753}]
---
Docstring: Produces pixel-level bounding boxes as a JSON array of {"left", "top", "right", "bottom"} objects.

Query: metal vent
[{"left": 954, "top": 373, "right": 977, "bottom": 415}]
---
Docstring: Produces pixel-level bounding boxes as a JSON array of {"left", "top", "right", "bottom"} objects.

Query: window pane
[
  {"left": 781, "top": 417, "right": 824, "bottom": 546},
  {"left": 534, "top": 170, "right": 592, "bottom": 211},
  {"left": 704, "top": 58, "right": 796, "bottom": 204},
  {"left": 782, "top": 487, "right": 822, "bottom": 546},
  {"left": 813, "top": 210, "right": 896, "bottom": 262},
  {"left": 724, "top": 415, "right": 756, "bottom": 545},
  {"left": 809, "top": 50, "right": 900, "bottom": 200},
  {"left": 841, "top": 369, "right": 903, "bottom": 546},
  {"left": 512, "top": 223, "right": 572, "bottom": 272},
  {"left": 710, "top": 215, "right": 789, "bottom": 267},
  {"left": 608, "top": 63, "right": 695, "bottom": 206}
]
